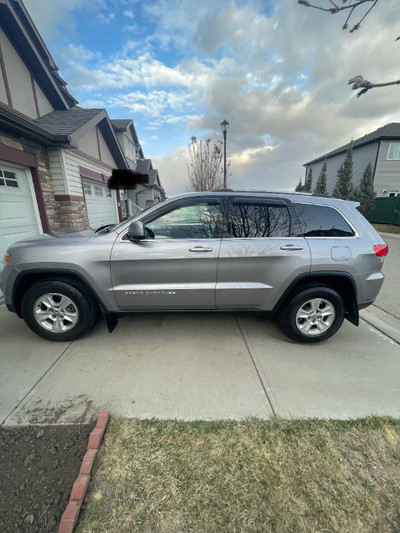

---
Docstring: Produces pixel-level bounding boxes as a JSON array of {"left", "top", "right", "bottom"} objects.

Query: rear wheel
[
  {"left": 21, "top": 280, "right": 98, "bottom": 341},
  {"left": 279, "top": 286, "right": 345, "bottom": 343}
]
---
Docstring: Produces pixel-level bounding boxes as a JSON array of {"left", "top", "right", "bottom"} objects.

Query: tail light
[{"left": 373, "top": 244, "right": 388, "bottom": 257}]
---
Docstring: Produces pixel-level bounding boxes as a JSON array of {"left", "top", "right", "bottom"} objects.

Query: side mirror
[{"left": 127, "top": 221, "right": 145, "bottom": 241}]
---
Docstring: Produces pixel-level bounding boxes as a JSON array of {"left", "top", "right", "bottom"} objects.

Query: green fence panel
[{"left": 367, "top": 197, "right": 400, "bottom": 226}]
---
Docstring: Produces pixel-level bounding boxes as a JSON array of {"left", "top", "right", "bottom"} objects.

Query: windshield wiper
[{"left": 95, "top": 224, "right": 116, "bottom": 234}]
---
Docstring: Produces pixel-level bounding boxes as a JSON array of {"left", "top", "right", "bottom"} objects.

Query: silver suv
[{"left": 0, "top": 191, "right": 388, "bottom": 343}]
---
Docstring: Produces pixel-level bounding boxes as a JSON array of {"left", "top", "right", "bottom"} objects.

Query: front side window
[
  {"left": 227, "top": 201, "right": 291, "bottom": 238},
  {"left": 293, "top": 204, "right": 354, "bottom": 237},
  {"left": 146, "top": 202, "right": 220, "bottom": 239},
  {"left": 387, "top": 143, "right": 400, "bottom": 160}
]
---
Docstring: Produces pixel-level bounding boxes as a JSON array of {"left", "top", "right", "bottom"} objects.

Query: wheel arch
[
  {"left": 274, "top": 272, "right": 359, "bottom": 326},
  {"left": 12, "top": 270, "right": 103, "bottom": 318}
]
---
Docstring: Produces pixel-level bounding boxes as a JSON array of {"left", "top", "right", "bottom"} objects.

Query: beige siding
[
  {"left": 63, "top": 151, "right": 84, "bottom": 196},
  {"left": 374, "top": 141, "right": 400, "bottom": 195},
  {"left": 34, "top": 81, "right": 54, "bottom": 117},
  {"left": 115, "top": 131, "right": 137, "bottom": 169},
  {"left": 48, "top": 149, "right": 67, "bottom": 195},
  {"left": 64, "top": 150, "right": 114, "bottom": 196},
  {"left": 78, "top": 129, "right": 100, "bottom": 160},
  {"left": 115, "top": 132, "right": 125, "bottom": 151},
  {"left": 0, "top": 28, "right": 36, "bottom": 117},
  {"left": 306, "top": 143, "right": 379, "bottom": 194},
  {"left": 97, "top": 128, "right": 117, "bottom": 167},
  {"left": 129, "top": 186, "right": 160, "bottom": 210}
]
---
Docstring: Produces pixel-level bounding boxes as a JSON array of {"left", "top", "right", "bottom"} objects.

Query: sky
[{"left": 23, "top": 0, "right": 400, "bottom": 196}]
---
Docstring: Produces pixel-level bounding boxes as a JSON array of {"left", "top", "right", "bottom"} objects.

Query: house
[
  {"left": 0, "top": 0, "right": 164, "bottom": 270},
  {"left": 304, "top": 123, "right": 400, "bottom": 197},
  {"left": 111, "top": 119, "right": 165, "bottom": 214}
]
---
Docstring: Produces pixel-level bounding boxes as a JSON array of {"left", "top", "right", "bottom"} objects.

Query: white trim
[{"left": 25, "top": 167, "right": 43, "bottom": 234}]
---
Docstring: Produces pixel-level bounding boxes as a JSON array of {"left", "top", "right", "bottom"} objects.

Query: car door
[
  {"left": 110, "top": 197, "right": 222, "bottom": 310},
  {"left": 216, "top": 196, "right": 311, "bottom": 310}
]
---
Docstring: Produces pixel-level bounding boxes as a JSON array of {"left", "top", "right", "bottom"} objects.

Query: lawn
[{"left": 75, "top": 417, "right": 400, "bottom": 533}]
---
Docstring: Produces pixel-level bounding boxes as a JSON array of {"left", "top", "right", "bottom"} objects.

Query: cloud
[
  {"left": 23, "top": 0, "right": 105, "bottom": 35},
  {"left": 123, "top": 9, "right": 135, "bottom": 19},
  {"left": 24, "top": 0, "right": 400, "bottom": 197},
  {"left": 150, "top": 146, "right": 189, "bottom": 196},
  {"left": 95, "top": 12, "right": 115, "bottom": 25}
]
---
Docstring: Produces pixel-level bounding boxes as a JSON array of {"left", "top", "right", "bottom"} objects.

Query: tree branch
[
  {"left": 348, "top": 75, "right": 400, "bottom": 97},
  {"left": 298, "top": 0, "right": 380, "bottom": 31}
]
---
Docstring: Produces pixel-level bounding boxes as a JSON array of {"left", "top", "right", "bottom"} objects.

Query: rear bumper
[{"left": 358, "top": 299, "right": 376, "bottom": 310}]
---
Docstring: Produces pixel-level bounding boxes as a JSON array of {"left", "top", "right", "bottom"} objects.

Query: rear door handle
[
  {"left": 280, "top": 244, "right": 304, "bottom": 251},
  {"left": 189, "top": 246, "right": 213, "bottom": 253}
]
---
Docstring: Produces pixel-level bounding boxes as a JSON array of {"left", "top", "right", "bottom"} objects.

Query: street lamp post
[{"left": 220, "top": 119, "right": 229, "bottom": 188}]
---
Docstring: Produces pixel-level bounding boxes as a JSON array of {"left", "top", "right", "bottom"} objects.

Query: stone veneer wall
[
  {"left": 0, "top": 128, "right": 61, "bottom": 231},
  {"left": 57, "top": 200, "right": 90, "bottom": 231},
  {"left": 0, "top": 128, "right": 92, "bottom": 231}
]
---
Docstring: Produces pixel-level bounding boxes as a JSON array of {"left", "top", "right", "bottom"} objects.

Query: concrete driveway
[{"left": 1, "top": 300, "right": 399, "bottom": 425}]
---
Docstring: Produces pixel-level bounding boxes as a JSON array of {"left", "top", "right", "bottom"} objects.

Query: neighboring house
[
  {"left": 112, "top": 119, "right": 165, "bottom": 213},
  {"left": 0, "top": 0, "right": 157, "bottom": 270},
  {"left": 304, "top": 123, "right": 400, "bottom": 197}
]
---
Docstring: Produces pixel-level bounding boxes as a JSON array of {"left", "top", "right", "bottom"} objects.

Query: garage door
[
  {"left": 83, "top": 179, "right": 118, "bottom": 229},
  {"left": 0, "top": 163, "right": 41, "bottom": 263}
]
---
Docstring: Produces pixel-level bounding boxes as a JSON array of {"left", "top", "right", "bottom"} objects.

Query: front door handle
[
  {"left": 280, "top": 244, "right": 304, "bottom": 251},
  {"left": 189, "top": 246, "right": 213, "bottom": 253}
]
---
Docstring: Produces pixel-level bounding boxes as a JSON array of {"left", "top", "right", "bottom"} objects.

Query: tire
[
  {"left": 21, "top": 280, "right": 98, "bottom": 341},
  {"left": 278, "top": 286, "right": 345, "bottom": 343}
]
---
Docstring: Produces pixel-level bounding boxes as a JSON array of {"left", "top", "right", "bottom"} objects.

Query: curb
[
  {"left": 360, "top": 307, "right": 400, "bottom": 345},
  {"left": 58, "top": 410, "right": 110, "bottom": 533}
]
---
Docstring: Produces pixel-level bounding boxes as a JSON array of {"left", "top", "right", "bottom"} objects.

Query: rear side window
[
  {"left": 293, "top": 204, "right": 354, "bottom": 237},
  {"left": 227, "top": 201, "right": 291, "bottom": 238}
]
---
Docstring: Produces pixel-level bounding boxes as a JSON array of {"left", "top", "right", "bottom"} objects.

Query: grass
[
  {"left": 75, "top": 417, "right": 400, "bottom": 533},
  {"left": 372, "top": 223, "right": 400, "bottom": 235}
]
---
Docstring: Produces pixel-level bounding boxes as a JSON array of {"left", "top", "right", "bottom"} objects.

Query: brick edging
[{"left": 58, "top": 411, "right": 110, "bottom": 533}]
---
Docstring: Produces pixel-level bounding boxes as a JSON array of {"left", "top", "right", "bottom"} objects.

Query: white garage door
[
  {"left": 83, "top": 179, "right": 118, "bottom": 229},
  {"left": 0, "top": 163, "right": 41, "bottom": 263}
]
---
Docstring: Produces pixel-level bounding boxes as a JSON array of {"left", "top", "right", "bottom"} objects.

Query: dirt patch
[{"left": 0, "top": 423, "right": 94, "bottom": 533}]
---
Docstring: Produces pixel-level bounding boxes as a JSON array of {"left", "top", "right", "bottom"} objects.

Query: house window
[
  {"left": 387, "top": 143, "right": 400, "bottom": 160},
  {"left": 84, "top": 183, "right": 92, "bottom": 196},
  {"left": 0, "top": 169, "right": 19, "bottom": 188},
  {"left": 94, "top": 185, "right": 103, "bottom": 197},
  {"left": 105, "top": 189, "right": 112, "bottom": 198}
]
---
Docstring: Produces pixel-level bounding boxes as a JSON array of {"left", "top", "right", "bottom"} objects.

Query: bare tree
[
  {"left": 186, "top": 136, "right": 231, "bottom": 192},
  {"left": 298, "top": 0, "right": 400, "bottom": 96}
]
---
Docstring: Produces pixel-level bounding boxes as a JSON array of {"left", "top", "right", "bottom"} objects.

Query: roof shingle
[
  {"left": 305, "top": 123, "right": 400, "bottom": 165},
  {"left": 33, "top": 107, "right": 103, "bottom": 136}
]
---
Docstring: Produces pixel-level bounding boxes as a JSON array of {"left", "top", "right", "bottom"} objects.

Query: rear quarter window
[{"left": 293, "top": 204, "right": 355, "bottom": 237}]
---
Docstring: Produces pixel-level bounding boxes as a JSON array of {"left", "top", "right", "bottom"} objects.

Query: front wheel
[
  {"left": 21, "top": 280, "right": 98, "bottom": 341},
  {"left": 278, "top": 287, "right": 345, "bottom": 343}
]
